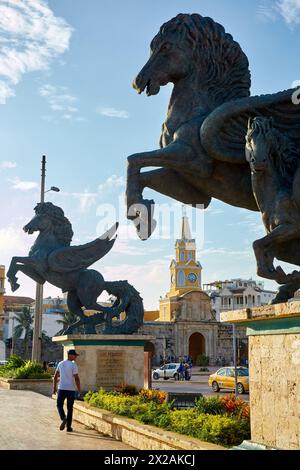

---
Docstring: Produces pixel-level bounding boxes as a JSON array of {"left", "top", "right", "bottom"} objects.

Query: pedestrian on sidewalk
[{"left": 53, "top": 349, "right": 81, "bottom": 433}]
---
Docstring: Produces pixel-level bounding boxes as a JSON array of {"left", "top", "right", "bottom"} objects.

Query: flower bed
[
  {"left": 0, "top": 355, "right": 51, "bottom": 380},
  {"left": 84, "top": 387, "right": 250, "bottom": 447}
]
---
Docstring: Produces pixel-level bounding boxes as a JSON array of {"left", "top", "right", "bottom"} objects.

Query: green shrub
[
  {"left": 196, "top": 354, "right": 209, "bottom": 366},
  {"left": 83, "top": 388, "right": 250, "bottom": 447},
  {"left": 14, "top": 361, "right": 51, "bottom": 379},
  {"left": 5, "top": 355, "right": 25, "bottom": 370},
  {"left": 195, "top": 396, "right": 223, "bottom": 415},
  {"left": 0, "top": 358, "right": 51, "bottom": 379},
  {"left": 115, "top": 383, "right": 139, "bottom": 396},
  {"left": 139, "top": 388, "right": 167, "bottom": 404},
  {"left": 168, "top": 410, "right": 250, "bottom": 446}
]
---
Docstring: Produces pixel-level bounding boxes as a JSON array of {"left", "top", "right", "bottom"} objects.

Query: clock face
[{"left": 188, "top": 273, "right": 197, "bottom": 283}]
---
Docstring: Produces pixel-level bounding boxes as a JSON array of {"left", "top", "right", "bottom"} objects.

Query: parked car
[
  {"left": 208, "top": 366, "right": 249, "bottom": 394},
  {"left": 152, "top": 363, "right": 181, "bottom": 380},
  {"left": 0, "top": 360, "right": 8, "bottom": 367}
]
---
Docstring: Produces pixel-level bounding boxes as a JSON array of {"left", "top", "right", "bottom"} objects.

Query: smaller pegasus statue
[
  {"left": 7, "top": 202, "right": 144, "bottom": 334},
  {"left": 246, "top": 117, "right": 300, "bottom": 304}
]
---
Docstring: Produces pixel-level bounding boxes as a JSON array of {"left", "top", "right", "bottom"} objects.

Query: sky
[{"left": 1, "top": 0, "right": 300, "bottom": 310}]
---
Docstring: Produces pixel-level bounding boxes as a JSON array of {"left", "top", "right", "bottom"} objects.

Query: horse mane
[
  {"left": 247, "top": 117, "right": 300, "bottom": 184},
  {"left": 156, "top": 13, "right": 251, "bottom": 105},
  {"left": 35, "top": 202, "right": 73, "bottom": 246}
]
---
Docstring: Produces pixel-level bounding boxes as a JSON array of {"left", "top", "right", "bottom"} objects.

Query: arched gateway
[{"left": 189, "top": 332, "right": 205, "bottom": 363}]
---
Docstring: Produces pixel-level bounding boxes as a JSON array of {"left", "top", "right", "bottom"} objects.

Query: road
[{"left": 152, "top": 378, "right": 249, "bottom": 402}]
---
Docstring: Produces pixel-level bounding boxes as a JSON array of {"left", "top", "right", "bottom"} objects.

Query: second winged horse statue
[{"left": 7, "top": 202, "right": 144, "bottom": 334}]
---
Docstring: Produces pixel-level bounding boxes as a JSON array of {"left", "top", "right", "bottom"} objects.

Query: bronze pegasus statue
[
  {"left": 7, "top": 202, "right": 144, "bottom": 334},
  {"left": 125, "top": 13, "right": 300, "bottom": 302}
]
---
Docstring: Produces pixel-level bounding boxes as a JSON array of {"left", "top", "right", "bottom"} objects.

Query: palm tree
[
  {"left": 56, "top": 310, "right": 80, "bottom": 335},
  {"left": 13, "top": 307, "right": 33, "bottom": 358}
]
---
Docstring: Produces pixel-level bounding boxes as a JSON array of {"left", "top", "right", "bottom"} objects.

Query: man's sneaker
[
  {"left": 59, "top": 418, "right": 67, "bottom": 431},
  {"left": 66, "top": 427, "right": 73, "bottom": 432}
]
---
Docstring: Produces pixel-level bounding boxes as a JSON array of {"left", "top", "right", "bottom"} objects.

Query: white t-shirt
[{"left": 56, "top": 359, "right": 79, "bottom": 391}]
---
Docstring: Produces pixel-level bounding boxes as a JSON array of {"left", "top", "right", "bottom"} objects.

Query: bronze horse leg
[
  {"left": 7, "top": 256, "right": 44, "bottom": 292},
  {"left": 140, "top": 168, "right": 212, "bottom": 207},
  {"left": 253, "top": 224, "right": 300, "bottom": 283},
  {"left": 126, "top": 142, "right": 211, "bottom": 238},
  {"left": 64, "top": 290, "right": 95, "bottom": 335}
]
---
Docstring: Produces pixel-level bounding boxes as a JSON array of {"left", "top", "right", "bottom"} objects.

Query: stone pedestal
[
  {"left": 221, "top": 302, "right": 300, "bottom": 450},
  {"left": 52, "top": 335, "right": 154, "bottom": 392}
]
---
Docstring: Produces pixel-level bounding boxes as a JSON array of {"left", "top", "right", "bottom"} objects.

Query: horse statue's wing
[
  {"left": 201, "top": 88, "right": 300, "bottom": 164},
  {"left": 48, "top": 223, "right": 118, "bottom": 273}
]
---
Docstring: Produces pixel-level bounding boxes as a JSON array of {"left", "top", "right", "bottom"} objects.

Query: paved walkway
[{"left": 0, "top": 390, "right": 134, "bottom": 450}]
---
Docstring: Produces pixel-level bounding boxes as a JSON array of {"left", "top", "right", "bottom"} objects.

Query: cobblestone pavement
[{"left": 0, "top": 390, "right": 134, "bottom": 450}]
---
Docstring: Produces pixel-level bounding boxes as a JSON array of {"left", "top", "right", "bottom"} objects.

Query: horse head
[
  {"left": 23, "top": 202, "right": 73, "bottom": 247},
  {"left": 24, "top": 203, "right": 53, "bottom": 235},
  {"left": 246, "top": 117, "right": 275, "bottom": 173},
  {"left": 246, "top": 117, "right": 300, "bottom": 183},
  {"left": 133, "top": 13, "right": 250, "bottom": 105}
]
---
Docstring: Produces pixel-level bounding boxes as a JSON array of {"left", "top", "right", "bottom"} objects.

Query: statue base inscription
[
  {"left": 52, "top": 335, "right": 155, "bottom": 392},
  {"left": 221, "top": 302, "right": 300, "bottom": 450}
]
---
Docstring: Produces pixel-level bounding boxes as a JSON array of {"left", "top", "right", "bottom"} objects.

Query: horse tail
[{"left": 103, "top": 280, "right": 144, "bottom": 334}]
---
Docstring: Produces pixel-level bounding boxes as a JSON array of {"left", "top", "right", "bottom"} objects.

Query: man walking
[{"left": 53, "top": 349, "right": 81, "bottom": 432}]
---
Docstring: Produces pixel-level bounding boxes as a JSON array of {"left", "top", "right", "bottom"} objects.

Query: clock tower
[{"left": 168, "top": 209, "right": 202, "bottom": 297}]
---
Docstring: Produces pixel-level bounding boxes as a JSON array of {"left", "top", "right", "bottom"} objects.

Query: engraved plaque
[{"left": 96, "top": 350, "right": 125, "bottom": 390}]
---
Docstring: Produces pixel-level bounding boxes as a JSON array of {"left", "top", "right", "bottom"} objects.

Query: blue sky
[{"left": 1, "top": 0, "right": 300, "bottom": 309}]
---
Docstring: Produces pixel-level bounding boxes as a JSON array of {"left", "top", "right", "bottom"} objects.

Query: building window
[
  {"left": 187, "top": 251, "right": 193, "bottom": 260},
  {"left": 177, "top": 271, "right": 185, "bottom": 286},
  {"left": 180, "top": 251, "right": 185, "bottom": 262}
]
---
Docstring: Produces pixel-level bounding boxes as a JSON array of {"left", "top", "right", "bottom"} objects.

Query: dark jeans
[{"left": 57, "top": 390, "right": 75, "bottom": 429}]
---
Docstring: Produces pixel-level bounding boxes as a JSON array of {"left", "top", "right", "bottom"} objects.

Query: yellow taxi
[{"left": 208, "top": 366, "right": 249, "bottom": 394}]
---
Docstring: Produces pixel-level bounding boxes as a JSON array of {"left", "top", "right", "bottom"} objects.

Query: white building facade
[{"left": 203, "top": 279, "right": 276, "bottom": 321}]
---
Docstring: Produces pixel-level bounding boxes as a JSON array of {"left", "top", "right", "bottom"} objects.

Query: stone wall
[
  {"left": 139, "top": 321, "right": 248, "bottom": 366},
  {"left": 216, "top": 324, "right": 248, "bottom": 366},
  {"left": 5, "top": 338, "right": 63, "bottom": 363},
  {"left": 138, "top": 322, "right": 174, "bottom": 366},
  {"left": 250, "top": 333, "right": 300, "bottom": 450},
  {"left": 0, "top": 378, "right": 53, "bottom": 397}
]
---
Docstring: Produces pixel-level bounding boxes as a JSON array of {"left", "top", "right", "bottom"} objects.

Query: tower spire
[{"left": 181, "top": 205, "right": 192, "bottom": 240}]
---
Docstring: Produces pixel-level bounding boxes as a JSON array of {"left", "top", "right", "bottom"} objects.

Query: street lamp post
[
  {"left": 31, "top": 156, "right": 60, "bottom": 362},
  {"left": 233, "top": 324, "right": 238, "bottom": 397}
]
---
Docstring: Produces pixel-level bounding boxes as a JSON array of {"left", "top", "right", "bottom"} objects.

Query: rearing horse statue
[
  {"left": 126, "top": 13, "right": 300, "bottom": 246},
  {"left": 7, "top": 202, "right": 144, "bottom": 334},
  {"left": 246, "top": 117, "right": 300, "bottom": 303}
]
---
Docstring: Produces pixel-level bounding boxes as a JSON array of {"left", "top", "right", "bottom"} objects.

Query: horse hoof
[
  {"left": 136, "top": 217, "right": 157, "bottom": 241},
  {"left": 11, "top": 283, "right": 20, "bottom": 292}
]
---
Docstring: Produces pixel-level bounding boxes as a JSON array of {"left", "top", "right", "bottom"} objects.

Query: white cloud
[
  {"left": 0, "top": 0, "right": 73, "bottom": 104},
  {"left": 0, "top": 225, "right": 31, "bottom": 255},
  {"left": 259, "top": 0, "right": 300, "bottom": 26},
  {"left": 9, "top": 177, "right": 38, "bottom": 191},
  {"left": 97, "top": 107, "right": 129, "bottom": 119},
  {"left": 257, "top": 3, "right": 277, "bottom": 22},
  {"left": 276, "top": 0, "right": 300, "bottom": 26},
  {"left": 39, "top": 84, "right": 79, "bottom": 119},
  {"left": 98, "top": 175, "right": 125, "bottom": 193},
  {"left": 0, "top": 160, "right": 17, "bottom": 169}
]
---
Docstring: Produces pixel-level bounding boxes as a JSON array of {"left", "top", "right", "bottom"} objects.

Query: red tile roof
[{"left": 4, "top": 296, "right": 35, "bottom": 306}]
